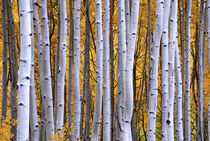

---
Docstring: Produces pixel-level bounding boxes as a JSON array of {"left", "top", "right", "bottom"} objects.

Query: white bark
[
  {"left": 55, "top": 0, "right": 67, "bottom": 133},
  {"left": 16, "top": 0, "right": 32, "bottom": 140},
  {"left": 1, "top": 0, "right": 8, "bottom": 121},
  {"left": 30, "top": 1, "right": 39, "bottom": 140},
  {"left": 161, "top": 1, "right": 171, "bottom": 140},
  {"left": 114, "top": 0, "right": 126, "bottom": 138},
  {"left": 91, "top": 0, "right": 103, "bottom": 140},
  {"left": 32, "top": 0, "right": 45, "bottom": 140},
  {"left": 40, "top": 0, "right": 55, "bottom": 139},
  {"left": 103, "top": 0, "right": 111, "bottom": 140},
  {"left": 184, "top": 0, "right": 192, "bottom": 140},
  {"left": 71, "top": 0, "right": 82, "bottom": 140},
  {"left": 147, "top": 0, "right": 164, "bottom": 140},
  {"left": 175, "top": 38, "right": 184, "bottom": 141},
  {"left": 124, "top": 0, "right": 140, "bottom": 140},
  {"left": 167, "top": 0, "right": 177, "bottom": 140}
]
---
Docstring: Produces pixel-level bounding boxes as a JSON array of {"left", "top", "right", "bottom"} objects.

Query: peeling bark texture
[
  {"left": 16, "top": 0, "right": 32, "bottom": 140},
  {"left": 40, "top": 0, "right": 55, "bottom": 139},
  {"left": 1, "top": 0, "right": 8, "bottom": 122},
  {"left": 147, "top": 0, "right": 163, "bottom": 140},
  {"left": 71, "top": 0, "right": 82, "bottom": 140},
  {"left": 184, "top": 0, "right": 192, "bottom": 140},
  {"left": 161, "top": 1, "right": 171, "bottom": 140},
  {"left": 91, "top": 0, "right": 103, "bottom": 140}
]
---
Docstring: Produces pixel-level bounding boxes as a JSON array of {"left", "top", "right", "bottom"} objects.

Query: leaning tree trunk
[
  {"left": 197, "top": 1, "right": 204, "bottom": 140},
  {"left": 174, "top": 37, "right": 184, "bottom": 141},
  {"left": 207, "top": 0, "right": 210, "bottom": 140},
  {"left": 40, "top": 0, "right": 55, "bottom": 139},
  {"left": 147, "top": 0, "right": 164, "bottom": 140},
  {"left": 55, "top": 0, "right": 67, "bottom": 135},
  {"left": 167, "top": 0, "right": 177, "bottom": 140},
  {"left": 103, "top": 0, "right": 111, "bottom": 140},
  {"left": 16, "top": 0, "right": 32, "bottom": 140},
  {"left": 161, "top": 1, "right": 171, "bottom": 140},
  {"left": 71, "top": 0, "right": 82, "bottom": 140},
  {"left": 1, "top": 0, "right": 8, "bottom": 122},
  {"left": 184, "top": 0, "right": 192, "bottom": 140},
  {"left": 91, "top": 0, "right": 103, "bottom": 140},
  {"left": 125, "top": 0, "right": 140, "bottom": 140}
]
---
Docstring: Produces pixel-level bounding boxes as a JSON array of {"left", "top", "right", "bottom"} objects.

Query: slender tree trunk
[
  {"left": 30, "top": 1, "right": 39, "bottom": 140},
  {"left": 1, "top": 0, "right": 8, "bottom": 122},
  {"left": 109, "top": 0, "right": 115, "bottom": 139},
  {"left": 16, "top": 0, "right": 32, "bottom": 139},
  {"left": 184, "top": 0, "right": 192, "bottom": 140},
  {"left": 207, "top": 0, "right": 210, "bottom": 140},
  {"left": 197, "top": 1, "right": 204, "bottom": 140},
  {"left": 68, "top": 0, "right": 74, "bottom": 139},
  {"left": 55, "top": 0, "right": 67, "bottom": 135},
  {"left": 175, "top": 37, "right": 184, "bottom": 141},
  {"left": 71, "top": 0, "right": 82, "bottom": 140},
  {"left": 124, "top": 0, "right": 140, "bottom": 140},
  {"left": 161, "top": 1, "right": 171, "bottom": 140},
  {"left": 7, "top": 0, "right": 18, "bottom": 139},
  {"left": 147, "top": 0, "right": 164, "bottom": 140},
  {"left": 32, "top": 0, "right": 46, "bottom": 140},
  {"left": 84, "top": 1, "right": 91, "bottom": 140},
  {"left": 91, "top": 0, "right": 103, "bottom": 140},
  {"left": 103, "top": 0, "right": 111, "bottom": 140},
  {"left": 40, "top": 0, "right": 55, "bottom": 139}
]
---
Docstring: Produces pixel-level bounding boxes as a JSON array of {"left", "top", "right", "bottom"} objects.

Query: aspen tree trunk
[
  {"left": 175, "top": 39, "right": 184, "bottom": 141},
  {"left": 84, "top": 1, "right": 91, "bottom": 140},
  {"left": 147, "top": 0, "right": 164, "bottom": 140},
  {"left": 114, "top": 0, "right": 127, "bottom": 140},
  {"left": 125, "top": 0, "right": 130, "bottom": 45},
  {"left": 161, "top": 1, "right": 171, "bottom": 140},
  {"left": 203, "top": 4, "right": 207, "bottom": 74},
  {"left": 167, "top": 0, "right": 177, "bottom": 139},
  {"left": 103, "top": 0, "right": 111, "bottom": 140},
  {"left": 1, "top": 0, "right": 8, "bottom": 122},
  {"left": 207, "top": 0, "right": 210, "bottom": 140},
  {"left": 40, "top": 0, "right": 55, "bottom": 139},
  {"left": 71, "top": 0, "right": 82, "bottom": 140},
  {"left": 7, "top": 0, "right": 18, "bottom": 139},
  {"left": 68, "top": 0, "right": 73, "bottom": 138},
  {"left": 32, "top": 0, "right": 46, "bottom": 140},
  {"left": 197, "top": 1, "right": 204, "bottom": 140},
  {"left": 91, "top": 0, "right": 103, "bottom": 140},
  {"left": 16, "top": 0, "right": 32, "bottom": 139},
  {"left": 30, "top": 1, "right": 39, "bottom": 140},
  {"left": 124, "top": 0, "right": 140, "bottom": 140},
  {"left": 55, "top": 0, "right": 67, "bottom": 134},
  {"left": 184, "top": 0, "right": 192, "bottom": 140}
]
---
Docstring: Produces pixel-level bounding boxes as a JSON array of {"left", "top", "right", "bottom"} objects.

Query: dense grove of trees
[{"left": 0, "top": 0, "right": 210, "bottom": 140}]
